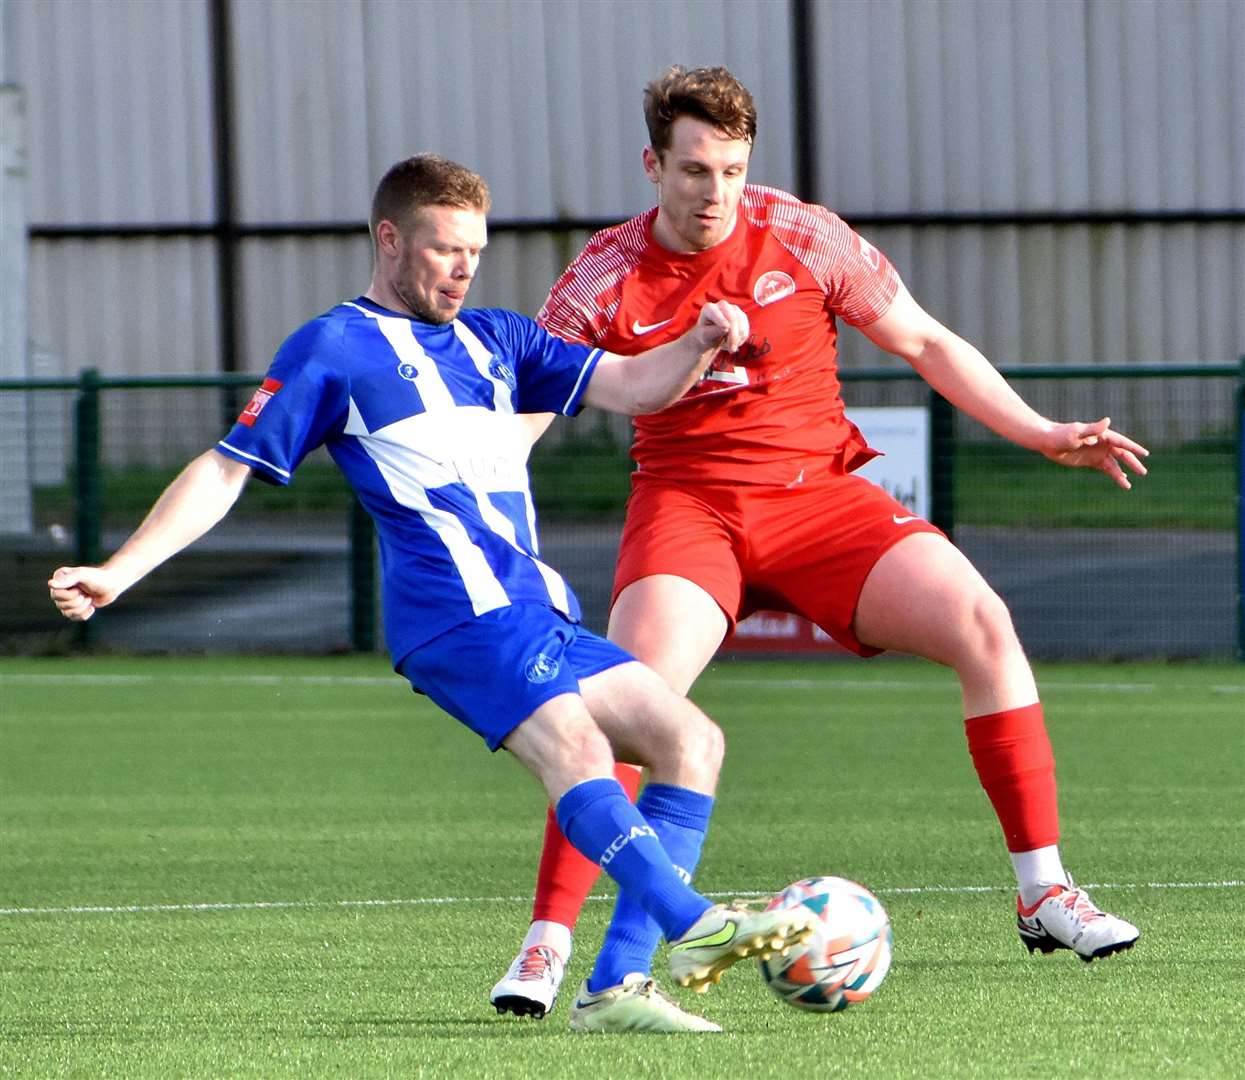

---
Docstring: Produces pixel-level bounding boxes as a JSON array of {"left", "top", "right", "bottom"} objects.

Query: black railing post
[
  {"left": 349, "top": 495, "right": 377, "bottom": 652},
  {"left": 929, "top": 390, "right": 955, "bottom": 541},
  {"left": 73, "top": 367, "right": 102, "bottom": 647},
  {"left": 208, "top": 0, "right": 242, "bottom": 432},
  {"left": 790, "top": 0, "right": 819, "bottom": 202},
  {"left": 1236, "top": 355, "right": 1245, "bottom": 661}
]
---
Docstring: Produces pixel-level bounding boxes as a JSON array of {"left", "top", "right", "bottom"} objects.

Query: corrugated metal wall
[
  {"left": 810, "top": 0, "right": 1245, "bottom": 439},
  {"left": 9, "top": 0, "right": 1244, "bottom": 416},
  {"left": 7, "top": 0, "right": 215, "bottom": 223},
  {"left": 815, "top": 0, "right": 1243, "bottom": 213}
]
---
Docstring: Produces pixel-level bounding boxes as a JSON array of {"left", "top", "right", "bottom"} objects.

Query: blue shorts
[{"left": 395, "top": 605, "right": 635, "bottom": 751}]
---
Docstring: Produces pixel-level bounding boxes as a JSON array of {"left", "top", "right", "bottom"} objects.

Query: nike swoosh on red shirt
[{"left": 631, "top": 318, "right": 674, "bottom": 335}]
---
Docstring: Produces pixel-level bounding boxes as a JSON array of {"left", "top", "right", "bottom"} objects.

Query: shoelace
[
  {"left": 724, "top": 898, "right": 765, "bottom": 918},
  {"left": 1058, "top": 888, "right": 1105, "bottom": 922},
  {"left": 634, "top": 978, "right": 677, "bottom": 1006},
  {"left": 515, "top": 946, "right": 556, "bottom": 981}
]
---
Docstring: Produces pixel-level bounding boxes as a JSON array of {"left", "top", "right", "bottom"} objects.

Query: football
[{"left": 758, "top": 876, "right": 892, "bottom": 1012}]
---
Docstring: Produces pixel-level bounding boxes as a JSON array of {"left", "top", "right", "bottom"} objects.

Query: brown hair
[
  {"left": 643, "top": 66, "right": 757, "bottom": 156},
  {"left": 369, "top": 154, "right": 491, "bottom": 238}
]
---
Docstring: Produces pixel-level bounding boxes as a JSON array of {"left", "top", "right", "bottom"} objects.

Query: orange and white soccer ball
[{"left": 758, "top": 876, "right": 892, "bottom": 1012}]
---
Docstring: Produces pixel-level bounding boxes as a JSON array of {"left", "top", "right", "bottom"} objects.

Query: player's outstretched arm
[
  {"left": 583, "top": 301, "right": 749, "bottom": 415},
  {"left": 48, "top": 449, "right": 253, "bottom": 621},
  {"left": 859, "top": 283, "right": 1149, "bottom": 489}
]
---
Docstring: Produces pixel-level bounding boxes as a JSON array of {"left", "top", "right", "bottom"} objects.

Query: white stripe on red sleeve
[{"left": 744, "top": 186, "right": 899, "bottom": 326}]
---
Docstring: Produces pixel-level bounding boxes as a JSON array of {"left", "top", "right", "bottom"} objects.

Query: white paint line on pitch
[
  {"left": 711, "top": 678, "right": 1245, "bottom": 694},
  {"left": 2, "top": 880, "right": 1240, "bottom": 918}
]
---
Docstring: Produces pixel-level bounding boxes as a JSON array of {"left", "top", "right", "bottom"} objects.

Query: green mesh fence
[
  {"left": 1, "top": 364, "right": 1240, "bottom": 659},
  {"left": 937, "top": 368, "right": 1238, "bottom": 660},
  {"left": 3, "top": 376, "right": 356, "bottom": 655}
]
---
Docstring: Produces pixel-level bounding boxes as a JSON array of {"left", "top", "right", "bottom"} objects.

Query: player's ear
[
  {"left": 375, "top": 218, "right": 402, "bottom": 257},
  {"left": 642, "top": 146, "right": 662, "bottom": 184}
]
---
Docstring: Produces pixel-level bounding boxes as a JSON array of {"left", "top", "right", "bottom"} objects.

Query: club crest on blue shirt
[
  {"left": 397, "top": 361, "right": 419, "bottom": 382},
  {"left": 488, "top": 356, "right": 517, "bottom": 391},
  {"left": 524, "top": 653, "right": 560, "bottom": 684}
]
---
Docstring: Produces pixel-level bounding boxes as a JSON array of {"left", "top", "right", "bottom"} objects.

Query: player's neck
[
  {"left": 650, "top": 208, "right": 739, "bottom": 256},
  {"left": 363, "top": 282, "right": 412, "bottom": 319}
]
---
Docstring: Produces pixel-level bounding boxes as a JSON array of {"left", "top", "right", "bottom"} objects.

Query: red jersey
[{"left": 537, "top": 185, "right": 901, "bottom": 486}]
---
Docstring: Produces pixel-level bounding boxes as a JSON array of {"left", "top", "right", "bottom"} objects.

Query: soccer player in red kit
[{"left": 492, "top": 66, "right": 1145, "bottom": 1028}]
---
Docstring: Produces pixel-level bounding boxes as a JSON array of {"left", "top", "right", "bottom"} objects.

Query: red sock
[
  {"left": 531, "top": 762, "right": 644, "bottom": 927},
  {"left": 964, "top": 703, "right": 1060, "bottom": 853}
]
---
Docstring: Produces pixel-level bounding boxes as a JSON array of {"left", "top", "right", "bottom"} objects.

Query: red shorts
[{"left": 612, "top": 470, "right": 945, "bottom": 656}]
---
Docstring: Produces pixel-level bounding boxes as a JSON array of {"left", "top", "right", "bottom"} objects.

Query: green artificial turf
[
  {"left": 1, "top": 656, "right": 1241, "bottom": 1077},
  {"left": 32, "top": 435, "right": 1235, "bottom": 530}
]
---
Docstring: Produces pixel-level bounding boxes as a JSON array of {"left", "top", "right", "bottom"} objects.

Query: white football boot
[
  {"left": 1016, "top": 881, "right": 1140, "bottom": 961},
  {"left": 667, "top": 900, "right": 815, "bottom": 993},
  {"left": 490, "top": 945, "right": 565, "bottom": 1019},
  {"left": 569, "top": 973, "right": 721, "bottom": 1033}
]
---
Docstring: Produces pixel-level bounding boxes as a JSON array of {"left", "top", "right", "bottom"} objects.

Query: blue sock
[
  {"left": 587, "top": 783, "right": 714, "bottom": 992},
  {"left": 555, "top": 778, "right": 710, "bottom": 946}
]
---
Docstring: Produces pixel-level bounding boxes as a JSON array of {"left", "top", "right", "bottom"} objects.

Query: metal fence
[{"left": 2, "top": 362, "right": 1241, "bottom": 660}]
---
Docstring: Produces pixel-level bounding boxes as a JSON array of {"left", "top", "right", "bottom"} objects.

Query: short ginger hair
[{"left": 369, "top": 154, "right": 491, "bottom": 239}]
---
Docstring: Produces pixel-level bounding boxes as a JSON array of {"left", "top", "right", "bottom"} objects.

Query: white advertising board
[{"left": 850, "top": 406, "right": 930, "bottom": 518}]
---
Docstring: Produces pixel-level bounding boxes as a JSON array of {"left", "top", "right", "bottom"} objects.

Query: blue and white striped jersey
[{"left": 217, "top": 296, "right": 604, "bottom": 664}]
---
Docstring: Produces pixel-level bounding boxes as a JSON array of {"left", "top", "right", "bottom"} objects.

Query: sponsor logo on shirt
[
  {"left": 236, "top": 377, "right": 283, "bottom": 427},
  {"left": 524, "top": 653, "right": 560, "bottom": 684},
  {"left": 752, "top": 270, "right": 796, "bottom": 307},
  {"left": 397, "top": 361, "right": 419, "bottom": 382},
  {"left": 488, "top": 356, "right": 517, "bottom": 391},
  {"left": 698, "top": 336, "right": 770, "bottom": 388},
  {"left": 858, "top": 236, "right": 881, "bottom": 271},
  {"left": 732, "top": 336, "right": 771, "bottom": 365},
  {"left": 455, "top": 454, "right": 527, "bottom": 487}
]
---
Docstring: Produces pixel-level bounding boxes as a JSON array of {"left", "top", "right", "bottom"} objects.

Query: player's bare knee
[
  {"left": 956, "top": 588, "right": 1021, "bottom": 666},
  {"left": 628, "top": 686, "right": 722, "bottom": 784},
  {"left": 567, "top": 721, "right": 617, "bottom": 775},
  {"left": 693, "top": 710, "right": 726, "bottom": 774},
  {"left": 541, "top": 710, "right": 615, "bottom": 776},
  {"left": 667, "top": 703, "right": 724, "bottom": 784}
]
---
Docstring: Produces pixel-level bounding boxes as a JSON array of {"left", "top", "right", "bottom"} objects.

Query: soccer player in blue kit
[{"left": 48, "top": 154, "right": 814, "bottom": 1034}]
